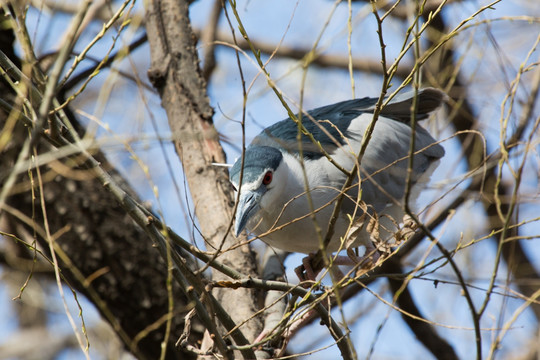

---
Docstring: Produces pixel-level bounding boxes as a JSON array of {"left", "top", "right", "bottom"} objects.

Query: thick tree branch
[
  {"left": 33, "top": 0, "right": 412, "bottom": 92},
  {"left": 143, "top": 0, "right": 263, "bottom": 356},
  {"left": 0, "top": 13, "right": 202, "bottom": 360},
  {"left": 209, "top": 29, "right": 413, "bottom": 78},
  {"left": 385, "top": 260, "right": 458, "bottom": 360}
]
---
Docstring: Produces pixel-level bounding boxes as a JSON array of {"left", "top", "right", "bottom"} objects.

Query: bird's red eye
[{"left": 262, "top": 171, "right": 273, "bottom": 185}]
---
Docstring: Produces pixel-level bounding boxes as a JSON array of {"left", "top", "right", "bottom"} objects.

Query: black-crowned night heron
[{"left": 230, "top": 88, "right": 445, "bottom": 280}]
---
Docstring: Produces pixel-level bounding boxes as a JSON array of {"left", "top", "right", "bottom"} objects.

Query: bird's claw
[{"left": 294, "top": 253, "right": 324, "bottom": 286}]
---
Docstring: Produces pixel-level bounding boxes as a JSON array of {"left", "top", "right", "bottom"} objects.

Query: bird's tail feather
[{"left": 380, "top": 88, "right": 446, "bottom": 122}]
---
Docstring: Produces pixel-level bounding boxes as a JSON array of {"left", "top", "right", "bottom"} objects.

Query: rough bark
[
  {"left": 144, "top": 0, "right": 262, "bottom": 346},
  {"left": 0, "top": 10, "right": 201, "bottom": 359}
]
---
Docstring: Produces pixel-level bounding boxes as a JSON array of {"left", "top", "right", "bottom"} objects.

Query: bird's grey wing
[
  {"left": 252, "top": 88, "right": 444, "bottom": 157},
  {"left": 361, "top": 121, "right": 443, "bottom": 208},
  {"left": 252, "top": 97, "right": 379, "bottom": 159},
  {"left": 379, "top": 88, "right": 445, "bottom": 122},
  {"left": 323, "top": 114, "right": 444, "bottom": 213}
]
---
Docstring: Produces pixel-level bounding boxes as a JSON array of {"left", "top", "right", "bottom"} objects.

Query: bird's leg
[
  {"left": 355, "top": 241, "right": 381, "bottom": 267},
  {"left": 280, "top": 247, "right": 382, "bottom": 347},
  {"left": 294, "top": 253, "right": 349, "bottom": 285},
  {"left": 275, "top": 265, "right": 347, "bottom": 344},
  {"left": 294, "top": 253, "right": 320, "bottom": 284},
  {"left": 333, "top": 242, "right": 381, "bottom": 269}
]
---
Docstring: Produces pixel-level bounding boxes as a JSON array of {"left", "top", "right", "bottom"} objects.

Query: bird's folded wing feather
[
  {"left": 252, "top": 88, "right": 444, "bottom": 158},
  {"left": 379, "top": 87, "right": 446, "bottom": 122},
  {"left": 302, "top": 88, "right": 446, "bottom": 212},
  {"left": 252, "top": 88, "right": 444, "bottom": 211},
  {"left": 327, "top": 115, "right": 444, "bottom": 213}
]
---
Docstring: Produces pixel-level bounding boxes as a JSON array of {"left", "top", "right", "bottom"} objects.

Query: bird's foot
[
  {"left": 294, "top": 253, "right": 321, "bottom": 286},
  {"left": 318, "top": 243, "right": 382, "bottom": 281},
  {"left": 294, "top": 244, "right": 381, "bottom": 285},
  {"left": 343, "top": 244, "right": 381, "bottom": 269},
  {"left": 252, "top": 328, "right": 271, "bottom": 345}
]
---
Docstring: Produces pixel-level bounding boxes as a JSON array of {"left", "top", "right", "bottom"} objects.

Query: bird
[{"left": 229, "top": 88, "right": 445, "bottom": 280}]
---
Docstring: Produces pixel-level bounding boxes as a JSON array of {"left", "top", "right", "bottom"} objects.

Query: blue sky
[{"left": 1, "top": 0, "right": 539, "bottom": 359}]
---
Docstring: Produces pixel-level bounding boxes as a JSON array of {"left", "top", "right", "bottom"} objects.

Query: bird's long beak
[{"left": 234, "top": 188, "right": 263, "bottom": 237}]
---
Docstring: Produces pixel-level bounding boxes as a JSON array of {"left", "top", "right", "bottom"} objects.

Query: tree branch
[
  {"left": 0, "top": 18, "right": 203, "bottom": 360},
  {"left": 143, "top": 0, "right": 263, "bottom": 357},
  {"left": 424, "top": 10, "right": 540, "bottom": 322},
  {"left": 385, "top": 260, "right": 458, "bottom": 360}
]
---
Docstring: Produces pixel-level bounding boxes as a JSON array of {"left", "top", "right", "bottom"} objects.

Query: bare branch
[{"left": 385, "top": 260, "right": 458, "bottom": 360}]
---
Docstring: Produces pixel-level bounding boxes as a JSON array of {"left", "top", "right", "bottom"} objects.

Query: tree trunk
[
  {"left": 144, "top": 0, "right": 262, "bottom": 348},
  {"left": 0, "top": 11, "right": 202, "bottom": 359}
]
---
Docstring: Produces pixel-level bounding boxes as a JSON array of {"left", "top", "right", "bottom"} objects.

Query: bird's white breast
[{"left": 247, "top": 152, "right": 369, "bottom": 254}]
